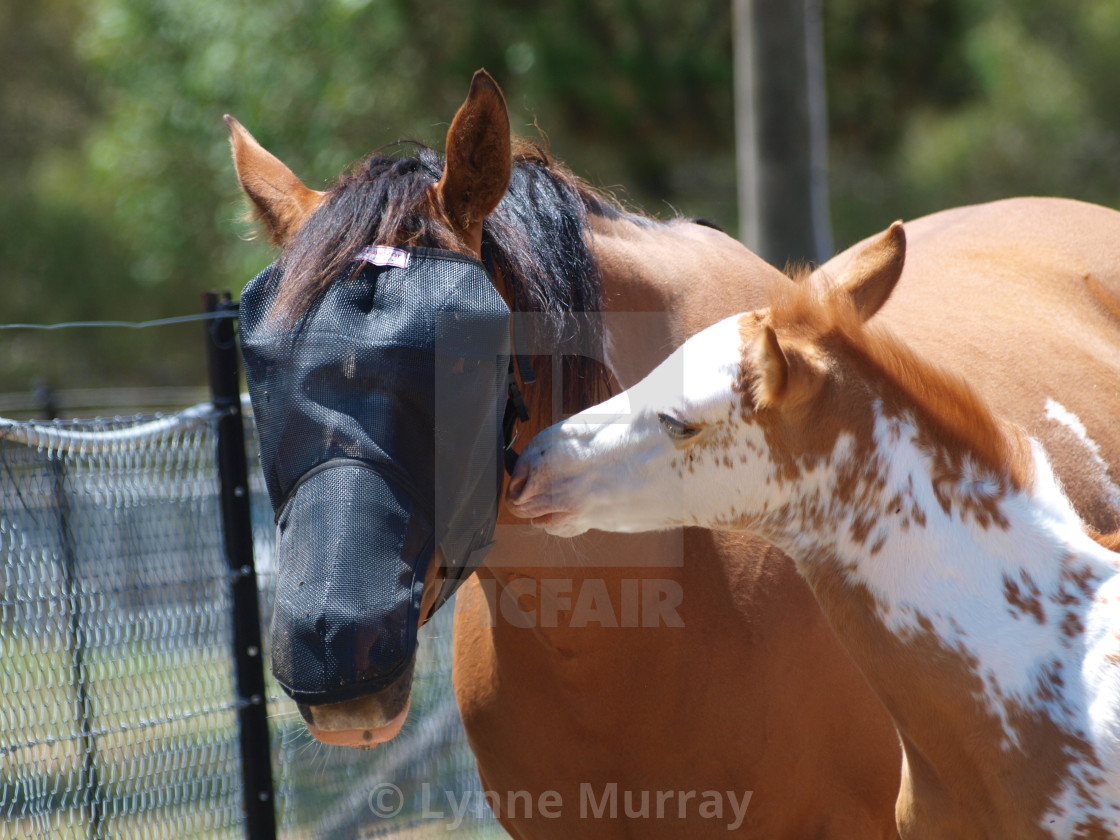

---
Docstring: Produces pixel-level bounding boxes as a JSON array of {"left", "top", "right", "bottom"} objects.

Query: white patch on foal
[
  {"left": 1044, "top": 398, "right": 1120, "bottom": 513},
  {"left": 826, "top": 416, "right": 1114, "bottom": 751}
]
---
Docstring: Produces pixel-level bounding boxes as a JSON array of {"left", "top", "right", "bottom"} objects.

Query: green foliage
[
  {"left": 0, "top": 0, "right": 738, "bottom": 395},
  {"left": 0, "top": 0, "right": 1117, "bottom": 394},
  {"left": 826, "top": 0, "right": 1120, "bottom": 247},
  {"left": 825, "top": 0, "right": 979, "bottom": 152}
]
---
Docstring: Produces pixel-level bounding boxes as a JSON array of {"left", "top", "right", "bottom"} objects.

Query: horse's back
[{"left": 821, "top": 197, "right": 1120, "bottom": 531}]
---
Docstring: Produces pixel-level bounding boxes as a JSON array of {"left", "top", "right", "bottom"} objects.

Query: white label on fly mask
[{"left": 356, "top": 245, "right": 412, "bottom": 269}]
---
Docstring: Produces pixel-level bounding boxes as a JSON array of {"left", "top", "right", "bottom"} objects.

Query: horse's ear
[
  {"left": 434, "top": 70, "right": 512, "bottom": 253},
  {"left": 225, "top": 115, "right": 326, "bottom": 248},
  {"left": 835, "top": 220, "right": 906, "bottom": 322},
  {"left": 749, "top": 325, "right": 789, "bottom": 408}
]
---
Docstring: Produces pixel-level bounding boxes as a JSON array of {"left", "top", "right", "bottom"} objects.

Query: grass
[
  {"left": 2, "top": 623, "right": 505, "bottom": 838},
  {"left": 1, "top": 631, "right": 243, "bottom": 838}
]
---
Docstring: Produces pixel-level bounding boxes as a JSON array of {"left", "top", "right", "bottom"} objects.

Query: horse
[
  {"left": 227, "top": 69, "right": 1120, "bottom": 839},
  {"left": 507, "top": 223, "right": 1120, "bottom": 838}
]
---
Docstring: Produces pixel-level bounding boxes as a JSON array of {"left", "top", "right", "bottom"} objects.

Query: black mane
[{"left": 273, "top": 141, "right": 647, "bottom": 412}]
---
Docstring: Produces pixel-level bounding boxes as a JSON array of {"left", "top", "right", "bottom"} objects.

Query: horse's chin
[
  {"left": 304, "top": 698, "right": 411, "bottom": 749},
  {"left": 297, "top": 661, "right": 415, "bottom": 749}
]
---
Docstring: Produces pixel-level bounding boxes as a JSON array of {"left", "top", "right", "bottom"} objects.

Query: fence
[{"left": 0, "top": 303, "right": 501, "bottom": 839}]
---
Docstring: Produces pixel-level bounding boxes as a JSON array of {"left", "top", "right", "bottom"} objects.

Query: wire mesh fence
[{"left": 1, "top": 402, "right": 503, "bottom": 839}]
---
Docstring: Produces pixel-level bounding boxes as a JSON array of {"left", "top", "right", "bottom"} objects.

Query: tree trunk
[{"left": 733, "top": 0, "right": 833, "bottom": 267}]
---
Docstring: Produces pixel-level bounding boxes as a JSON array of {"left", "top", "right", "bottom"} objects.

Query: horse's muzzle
[{"left": 270, "top": 463, "right": 432, "bottom": 705}]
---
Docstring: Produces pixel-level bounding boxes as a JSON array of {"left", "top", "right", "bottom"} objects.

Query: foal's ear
[
  {"left": 434, "top": 70, "right": 512, "bottom": 253},
  {"left": 835, "top": 220, "right": 906, "bottom": 322},
  {"left": 225, "top": 115, "right": 326, "bottom": 248},
  {"left": 748, "top": 324, "right": 826, "bottom": 410},
  {"left": 749, "top": 325, "right": 789, "bottom": 408}
]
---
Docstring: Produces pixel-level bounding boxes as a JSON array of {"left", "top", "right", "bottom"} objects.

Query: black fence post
[
  {"left": 38, "top": 379, "right": 103, "bottom": 838},
  {"left": 52, "top": 455, "right": 103, "bottom": 839},
  {"left": 203, "top": 291, "right": 276, "bottom": 840}
]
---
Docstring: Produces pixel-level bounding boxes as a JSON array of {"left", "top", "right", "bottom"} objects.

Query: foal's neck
[
  {"left": 772, "top": 408, "right": 1117, "bottom": 818},
  {"left": 782, "top": 412, "right": 1092, "bottom": 636},
  {"left": 784, "top": 412, "right": 1120, "bottom": 837}
]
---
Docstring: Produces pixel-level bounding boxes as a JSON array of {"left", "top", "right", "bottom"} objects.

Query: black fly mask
[{"left": 239, "top": 245, "right": 525, "bottom": 705}]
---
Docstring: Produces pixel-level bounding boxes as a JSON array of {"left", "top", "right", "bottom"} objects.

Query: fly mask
[{"left": 239, "top": 245, "right": 522, "bottom": 705}]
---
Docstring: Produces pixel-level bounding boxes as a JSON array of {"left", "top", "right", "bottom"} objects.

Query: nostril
[{"left": 507, "top": 466, "right": 529, "bottom": 501}]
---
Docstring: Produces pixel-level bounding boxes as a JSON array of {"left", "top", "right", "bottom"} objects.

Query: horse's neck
[
  {"left": 505, "top": 214, "right": 777, "bottom": 456},
  {"left": 774, "top": 415, "right": 1117, "bottom": 780},
  {"left": 500, "top": 214, "right": 782, "bottom": 527},
  {"left": 490, "top": 216, "right": 784, "bottom": 632},
  {"left": 589, "top": 215, "right": 783, "bottom": 388}
]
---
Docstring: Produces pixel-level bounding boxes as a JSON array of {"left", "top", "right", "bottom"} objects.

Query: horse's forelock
[
  {"left": 265, "top": 139, "right": 623, "bottom": 408},
  {"left": 269, "top": 145, "right": 456, "bottom": 324}
]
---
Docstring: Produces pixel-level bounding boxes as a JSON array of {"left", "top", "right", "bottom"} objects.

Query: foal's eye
[{"left": 658, "top": 413, "right": 701, "bottom": 441}]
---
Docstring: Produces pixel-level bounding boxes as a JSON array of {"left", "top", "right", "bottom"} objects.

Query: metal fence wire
[{"left": 0, "top": 402, "right": 501, "bottom": 839}]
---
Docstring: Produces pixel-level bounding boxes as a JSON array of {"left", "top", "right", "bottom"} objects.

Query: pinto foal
[{"left": 508, "top": 223, "right": 1120, "bottom": 839}]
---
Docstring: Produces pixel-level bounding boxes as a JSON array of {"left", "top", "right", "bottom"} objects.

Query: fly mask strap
[{"left": 481, "top": 237, "right": 535, "bottom": 474}]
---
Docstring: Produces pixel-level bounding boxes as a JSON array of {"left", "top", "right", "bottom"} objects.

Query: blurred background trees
[{"left": 1, "top": 0, "right": 1118, "bottom": 397}]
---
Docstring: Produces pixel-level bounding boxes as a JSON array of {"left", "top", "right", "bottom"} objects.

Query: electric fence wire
[{"left": 0, "top": 310, "right": 237, "bottom": 331}]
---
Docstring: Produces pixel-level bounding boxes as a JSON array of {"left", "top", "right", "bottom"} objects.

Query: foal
[{"left": 508, "top": 223, "right": 1120, "bottom": 839}]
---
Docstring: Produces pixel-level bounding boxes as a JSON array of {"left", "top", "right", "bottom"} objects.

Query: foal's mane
[
  {"left": 769, "top": 275, "right": 1030, "bottom": 489},
  {"left": 272, "top": 139, "right": 641, "bottom": 411}
]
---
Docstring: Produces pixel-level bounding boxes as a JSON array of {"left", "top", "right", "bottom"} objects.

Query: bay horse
[
  {"left": 227, "top": 70, "right": 1120, "bottom": 839},
  {"left": 507, "top": 223, "right": 1120, "bottom": 838}
]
